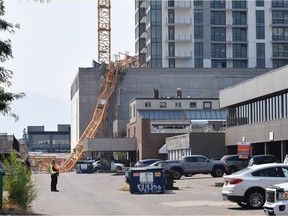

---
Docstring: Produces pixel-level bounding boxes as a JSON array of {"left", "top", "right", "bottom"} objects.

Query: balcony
[
  {"left": 165, "top": 34, "right": 192, "bottom": 42},
  {"left": 165, "top": 0, "right": 192, "bottom": 9},
  {"left": 166, "top": 17, "right": 192, "bottom": 26},
  {"left": 166, "top": 51, "right": 192, "bottom": 59}
]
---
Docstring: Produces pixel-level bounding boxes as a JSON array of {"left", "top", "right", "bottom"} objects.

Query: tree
[
  {"left": 3, "top": 149, "right": 37, "bottom": 210},
  {"left": 0, "top": 0, "right": 24, "bottom": 120}
]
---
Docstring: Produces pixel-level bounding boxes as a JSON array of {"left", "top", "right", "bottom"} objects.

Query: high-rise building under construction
[{"left": 135, "top": 0, "right": 288, "bottom": 69}]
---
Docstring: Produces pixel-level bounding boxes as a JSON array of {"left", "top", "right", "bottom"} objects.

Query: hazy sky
[{"left": 0, "top": 0, "right": 134, "bottom": 139}]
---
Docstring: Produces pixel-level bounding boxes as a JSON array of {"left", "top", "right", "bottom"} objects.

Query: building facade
[
  {"left": 127, "top": 97, "right": 226, "bottom": 160},
  {"left": 135, "top": 0, "right": 288, "bottom": 68},
  {"left": 220, "top": 65, "right": 288, "bottom": 161},
  {"left": 27, "top": 125, "right": 71, "bottom": 153},
  {"left": 70, "top": 67, "right": 268, "bottom": 149}
]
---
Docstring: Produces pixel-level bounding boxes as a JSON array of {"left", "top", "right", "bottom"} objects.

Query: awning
[{"left": 158, "top": 144, "right": 168, "bottom": 154}]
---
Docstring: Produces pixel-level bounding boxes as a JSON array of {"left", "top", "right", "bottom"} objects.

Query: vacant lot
[{"left": 32, "top": 172, "right": 263, "bottom": 215}]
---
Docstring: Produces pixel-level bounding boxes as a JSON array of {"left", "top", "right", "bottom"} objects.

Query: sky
[{"left": 0, "top": 0, "right": 135, "bottom": 139}]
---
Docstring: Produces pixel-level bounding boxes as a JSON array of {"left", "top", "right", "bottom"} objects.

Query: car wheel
[
  {"left": 246, "top": 190, "right": 265, "bottom": 209},
  {"left": 211, "top": 167, "right": 224, "bottom": 177},
  {"left": 116, "top": 166, "right": 122, "bottom": 172},
  {"left": 172, "top": 170, "right": 182, "bottom": 180}
]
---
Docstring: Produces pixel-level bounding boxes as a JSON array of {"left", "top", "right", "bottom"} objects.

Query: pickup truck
[
  {"left": 264, "top": 182, "right": 288, "bottom": 215},
  {"left": 167, "top": 155, "right": 225, "bottom": 179}
]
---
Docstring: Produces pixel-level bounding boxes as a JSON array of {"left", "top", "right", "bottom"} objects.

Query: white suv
[
  {"left": 264, "top": 182, "right": 288, "bottom": 215},
  {"left": 222, "top": 163, "right": 288, "bottom": 209}
]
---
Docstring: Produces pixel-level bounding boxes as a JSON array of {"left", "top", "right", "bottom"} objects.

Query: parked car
[
  {"left": 264, "top": 181, "right": 288, "bottom": 215},
  {"left": 149, "top": 160, "right": 181, "bottom": 179},
  {"left": 92, "top": 160, "right": 101, "bottom": 172},
  {"left": 134, "top": 159, "right": 161, "bottom": 167},
  {"left": 162, "top": 155, "right": 225, "bottom": 179},
  {"left": 222, "top": 163, "right": 288, "bottom": 209},
  {"left": 220, "top": 154, "right": 249, "bottom": 174},
  {"left": 248, "top": 154, "right": 279, "bottom": 167},
  {"left": 111, "top": 161, "right": 126, "bottom": 172}
]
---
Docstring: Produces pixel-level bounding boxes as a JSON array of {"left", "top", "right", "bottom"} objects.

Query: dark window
[
  {"left": 211, "top": 27, "right": 226, "bottom": 41},
  {"left": 168, "top": 9, "right": 174, "bottom": 23},
  {"left": 190, "top": 102, "right": 197, "bottom": 108},
  {"left": 211, "top": 0, "right": 225, "bottom": 8},
  {"left": 256, "top": 0, "right": 264, "bottom": 6},
  {"left": 256, "top": 43, "right": 265, "bottom": 68},
  {"left": 160, "top": 102, "right": 167, "bottom": 108},
  {"left": 233, "top": 11, "right": 247, "bottom": 25},
  {"left": 211, "top": 44, "right": 226, "bottom": 58},
  {"left": 203, "top": 102, "right": 212, "bottom": 109},
  {"left": 169, "top": 59, "right": 175, "bottom": 68},
  {"left": 194, "top": 42, "right": 203, "bottom": 67},
  {"left": 233, "top": 28, "right": 247, "bottom": 41},
  {"left": 211, "top": 11, "right": 226, "bottom": 25},
  {"left": 194, "top": 0, "right": 203, "bottom": 6},
  {"left": 168, "top": 26, "right": 175, "bottom": 40},
  {"left": 252, "top": 167, "right": 283, "bottom": 177},
  {"left": 232, "top": 0, "right": 246, "bottom": 9},
  {"left": 256, "top": 10, "right": 265, "bottom": 39}
]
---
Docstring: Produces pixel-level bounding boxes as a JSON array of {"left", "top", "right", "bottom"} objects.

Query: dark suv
[
  {"left": 248, "top": 154, "right": 279, "bottom": 166},
  {"left": 220, "top": 154, "right": 249, "bottom": 174}
]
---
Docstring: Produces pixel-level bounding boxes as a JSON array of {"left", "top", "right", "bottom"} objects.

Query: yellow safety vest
[{"left": 50, "top": 164, "right": 57, "bottom": 175}]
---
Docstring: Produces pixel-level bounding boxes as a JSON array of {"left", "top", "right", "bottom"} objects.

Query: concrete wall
[
  {"left": 220, "top": 66, "right": 288, "bottom": 108},
  {"left": 71, "top": 67, "right": 269, "bottom": 146}
]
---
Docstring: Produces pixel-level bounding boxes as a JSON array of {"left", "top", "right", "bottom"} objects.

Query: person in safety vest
[{"left": 50, "top": 159, "right": 59, "bottom": 192}]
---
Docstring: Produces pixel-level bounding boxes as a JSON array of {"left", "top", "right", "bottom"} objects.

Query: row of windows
[
  {"left": 227, "top": 91, "right": 288, "bottom": 127},
  {"left": 155, "top": 101, "right": 212, "bottom": 109}
]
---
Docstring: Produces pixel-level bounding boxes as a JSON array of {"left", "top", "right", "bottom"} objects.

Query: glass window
[
  {"left": 256, "top": 43, "right": 265, "bottom": 68},
  {"left": 211, "top": 11, "right": 226, "bottom": 25},
  {"left": 256, "top": 10, "right": 265, "bottom": 39},
  {"left": 232, "top": 0, "right": 246, "bottom": 9},
  {"left": 211, "top": 44, "right": 226, "bottom": 58},
  {"left": 169, "top": 59, "right": 175, "bottom": 68},
  {"left": 160, "top": 102, "right": 167, "bottom": 108},
  {"left": 195, "top": 42, "right": 203, "bottom": 67},
  {"left": 203, "top": 102, "right": 212, "bottom": 109},
  {"left": 233, "top": 11, "right": 247, "bottom": 25},
  {"left": 211, "top": 0, "right": 225, "bottom": 8},
  {"left": 190, "top": 102, "right": 197, "bottom": 108},
  {"left": 233, "top": 28, "right": 247, "bottom": 41},
  {"left": 211, "top": 28, "right": 226, "bottom": 41},
  {"left": 175, "top": 102, "right": 181, "bottom": 108},
  {"left": 145, "top": 102, "right": 151, "bottom": 108},
  {"left": 252, "top": 167, "right": 283, "bottom": 177},
  {"left": 168, "top": 9, "right": 174, "bottom": 23},
  {"left": 256, "top": 0, "right": 264, "bottom": 6}
]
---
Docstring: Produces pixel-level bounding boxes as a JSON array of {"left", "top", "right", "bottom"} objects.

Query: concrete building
[
  {"left": 27, "top": 125, "right": 71, "bottom": 153},
  {"left": 220, "top": 65, "right": 288, "bottom": 161},
  {"left": 127, "top": 97, "right": 226, "bottom": 160},
  {"left": 0, "top": 134, "right": 22, "bottom": 160},
  {"left": 70, "top": 67, "right": 269, "bottom": 150},
  {"left": 135, "top": 0, "right": 288, "bottom": 68}
]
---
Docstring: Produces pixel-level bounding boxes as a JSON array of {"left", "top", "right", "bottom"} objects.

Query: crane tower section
[{"left": 98, "top": 0, "right": 111, "bottom": 63}]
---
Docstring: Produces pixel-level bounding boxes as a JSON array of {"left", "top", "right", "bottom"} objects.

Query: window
[
  {"left": 256, "top": 10, "right": 265, "bottom": 39},
  {"left": 211, "top": 11, "right": 226, "bottom": 25},
  {"left": 256, "top": 43, "right": 265, "bottom": 68},
  {"left": 168, "top": 26, "right": 175, "bottom": 40},
  {"left": 203, "top": 102, "right": 212, "bottom": 109},
  {"left": 233, "top": 28, "right": 247, "bottom": 41},
  {"left": 194, "top": 43, "right": 203, "bottom": 67},
  {"left": 190, "top": 102, "right": 197, "bottom": 108},
  {"left": 169, "top": 42, "right": 175, "bottom": 56},
  {"left": 175, "top": 102, "right": 181, "bottom": 108},
  {"left": 211, "top": 44, "right": 226, "bottom": 58},
  {"left": 194, "top": 9, "right": 203, "bottom": 39},
  {"left": 256, "top": 0, "right": 264, "bottom": 7},
  {"left": 133, "top": 104, "right": 136, "bottom": 118},
  {"left": 233, "top": 11, "right": 247, "bottom": 25},
  {"left": 168, "top": 9, "right": 174, "bottom": 23},
  {"left": 145, "top": 102, "right": 151, "bottom": 108},
  {"left": 252, "top": 167, "right": 284, "bottom": 177},
  {"left": 211, "top": 28, "right": 226, "bottom": 41},
  {"left": 169, "top": 59, "right": 175, "bottom": 68},
  {"left": 160, "top": 102, "right": 167, "bottom": 108}
]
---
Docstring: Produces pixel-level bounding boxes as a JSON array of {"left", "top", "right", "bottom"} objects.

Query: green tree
[
  {"left": 3, "top": 149, "right": 37, "bottom": 210},
  {"left": 0, "top": 0, "right": 24, "bottom": 120}
]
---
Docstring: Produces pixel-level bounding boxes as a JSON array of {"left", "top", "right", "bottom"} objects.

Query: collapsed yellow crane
[{"left": 30, "top": 0, "right": 143, "bottom": 172}]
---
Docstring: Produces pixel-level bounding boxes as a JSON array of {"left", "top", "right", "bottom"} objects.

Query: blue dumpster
[
  {"left": 127, "top": 166, "right": 165, "bottom": 194},
  {"left": 76, "top": 160, "right": 94, "bottom": 174}
]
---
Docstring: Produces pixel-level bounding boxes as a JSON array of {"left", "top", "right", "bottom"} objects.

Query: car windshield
[{"left": 149, "top": 161, "right": 163, "bottom": 166}]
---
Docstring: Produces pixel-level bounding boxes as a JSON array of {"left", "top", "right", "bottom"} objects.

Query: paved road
[{"left": 32, "top": 172, "right": 264, "bottom": 215}]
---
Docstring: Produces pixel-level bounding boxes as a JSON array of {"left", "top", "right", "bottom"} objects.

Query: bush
[{"left": 2, "top": 150, "right": 37, "bottom": 210}]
